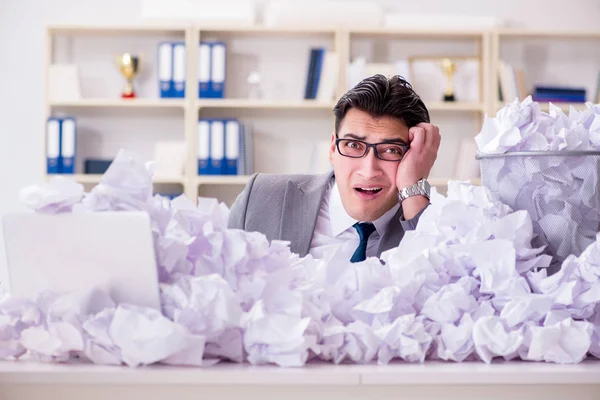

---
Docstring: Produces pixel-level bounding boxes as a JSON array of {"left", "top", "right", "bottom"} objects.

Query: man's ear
[{"left": 329, "top": 131, "right": 336, "bottom": 165}]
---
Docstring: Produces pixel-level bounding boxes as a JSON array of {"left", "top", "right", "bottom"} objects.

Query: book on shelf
[
  {"left": 498, "top": 61, "right": 527, "bottom": 103},
  {"left": 304, "top": 47, "right": 339, "bottom": 101},
  {"left": 533, "top": 86, "right": 586, "bottom": 103}
]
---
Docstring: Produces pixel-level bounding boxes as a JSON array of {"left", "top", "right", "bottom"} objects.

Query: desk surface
[{"left": 1, "top": 359, "right": 599, "bottom": 386}]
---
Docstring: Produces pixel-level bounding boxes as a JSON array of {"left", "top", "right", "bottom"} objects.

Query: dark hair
[{"left": 333, "top": 74, "right": 430, "bottom": 135}]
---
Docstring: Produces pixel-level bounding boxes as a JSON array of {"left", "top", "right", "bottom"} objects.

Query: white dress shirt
[{"left": 308, "top": 178, "right": 400, "bottom": 260}]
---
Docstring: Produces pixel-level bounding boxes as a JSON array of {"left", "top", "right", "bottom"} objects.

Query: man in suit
[{"left": 228, "top": 74, "right": 441, "bottom": 262}]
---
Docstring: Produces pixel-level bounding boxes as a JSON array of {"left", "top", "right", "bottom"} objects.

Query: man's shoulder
[{"left": 251, "top": 172, "right": 332, "bottom": 191}]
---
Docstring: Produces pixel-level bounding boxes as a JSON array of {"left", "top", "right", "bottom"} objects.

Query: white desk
[{"left": 0, "top": 360, "right": 599, "bottom": 400}]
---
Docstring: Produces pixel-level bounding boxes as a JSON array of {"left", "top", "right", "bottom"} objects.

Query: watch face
[{"left": 422, "top": 180, "right": 431, "bottom": 192}]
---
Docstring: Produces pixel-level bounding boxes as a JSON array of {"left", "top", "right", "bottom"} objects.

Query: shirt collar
[{"left": 329, "top": 180, "right": 400, "bottom": 238}]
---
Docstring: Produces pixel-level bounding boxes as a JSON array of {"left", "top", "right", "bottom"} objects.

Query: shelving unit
[{"left": 42, "top": 24, "right": 600, "bottom": 205}]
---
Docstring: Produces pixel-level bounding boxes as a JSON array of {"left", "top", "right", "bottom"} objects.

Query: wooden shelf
[
  {"left": 197, "top": 99, "right": 335, "bottom": 110},
  {"left": 47, "top": 24, "right": 188, "bottom": 35},
  {"left": 426, "top": 102, "right": 485, "bottom": 112},
  {"left": 48, "top": 99, "right": 186, "bottom": 108},
  {"left": 197, "top": 175, "right": 251, "bottom": 185},
  {"left": 429, "top": 177, "right": 481, "bottom": 187},
  {"left": 47, "top": 174, "right": 184, "bottom": 185},
  {"left": 350, "top": 28, "right": 486, "bottom": 39},
  {"left": 198, "top": 25, "right": 337, "bottom": 35},
  {"left": 539, "top": 102, "right": 588, "bottom": 112},
  {"left": 496, "top": 29, "right": 600, "bottom": 39}
]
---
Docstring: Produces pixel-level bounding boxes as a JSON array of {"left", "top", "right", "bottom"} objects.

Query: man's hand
[
  {"left": 395, "top": 123, "right": 441, "bottom": 220},
  {"left": 396, "top": 122, "right": 441, "bottom": 189}
]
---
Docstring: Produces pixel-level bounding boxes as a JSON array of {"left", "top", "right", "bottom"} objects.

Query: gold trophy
[
  {"left": 116, "top": 53, "right": 141, "bottom": 98},
  {"left": 441, "top": 58, "right": 456, "bottom": 102}
]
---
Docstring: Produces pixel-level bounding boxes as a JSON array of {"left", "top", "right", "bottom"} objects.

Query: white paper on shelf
[{"left": 48, "top": 64, "right": 81, "bottom": 102}]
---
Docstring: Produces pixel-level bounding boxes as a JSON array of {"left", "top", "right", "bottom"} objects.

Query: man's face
[{"left": 329, "top": 108, "right": 410, "bottom": 222}]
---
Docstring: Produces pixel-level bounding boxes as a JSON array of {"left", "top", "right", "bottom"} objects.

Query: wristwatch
[{"left": 398, "top": 179, "right": 431, "bottom": 201}]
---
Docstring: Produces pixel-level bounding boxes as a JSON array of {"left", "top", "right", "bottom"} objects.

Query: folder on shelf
[
  {"left": 225, "top": 119, "right": 240, "bottom": 175},
  {"left": 210, "top": 42, "right": 226, "bottom": 98},
  {"left": 238, "top": 123, "right": 246, "bottom": 176},
  {"left": 198, "top": 42, "right": 211, "bottom": 98},
  {"left": 46, "top": 118, "right": 61, "bottom": 174},
  {"left": 197, "top": 119, "right": 210, "bottom": 175},
  {"left": 304, "top": 47, "right": 326, "bottom": 99},
  {"left": 158, "top": 42, "right": 173, "bottom": 98},
  {"left": 242, "top": 122, "right": 254, "bottom": 175},
  {"left": 209, "top": 119, "right": 225, "bottom": 174},
  {"left": 304, "top": 48, "right": 318, "bottom": 99},
  {"left": 60, "top": 117, "right": 77, "bottom": 174},
  {"left": 312, "top": 48, "right": 326, "bottom": 99},
  {"left": 172, "top": 42, "right": 186, "bottom": 98}
]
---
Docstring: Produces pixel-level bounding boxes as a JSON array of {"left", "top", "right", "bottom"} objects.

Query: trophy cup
[
  {"left": 116, "top": 53, "right": 141, "bottom": 99},
  {"left": 441, "top": 58, "right": 456, "bottom": 102}
]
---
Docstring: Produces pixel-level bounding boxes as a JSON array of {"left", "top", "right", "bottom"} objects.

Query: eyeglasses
[{"left": 335, "top": 138, "right": 409, "bottom": 161}]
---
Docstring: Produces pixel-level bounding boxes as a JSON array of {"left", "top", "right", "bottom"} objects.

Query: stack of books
[{"left": 532, "top": 86, "right": 586, "bottom": 103}]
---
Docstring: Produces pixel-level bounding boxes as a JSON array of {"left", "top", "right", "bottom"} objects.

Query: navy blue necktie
[{"left": 350, "top": 222, "right": 376, "bottom": 263}]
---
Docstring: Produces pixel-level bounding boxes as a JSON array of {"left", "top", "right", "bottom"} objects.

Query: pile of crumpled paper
[{"left": 1, "top": 100, "right": 599, "bottom": 368}]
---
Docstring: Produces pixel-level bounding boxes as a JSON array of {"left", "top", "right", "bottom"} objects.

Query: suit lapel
[
  {"left": 279, "top": 172, "right": 332, "bottom": 257},
  {"left": 377, "top": 206, "right": 404, "bottom": 255}
]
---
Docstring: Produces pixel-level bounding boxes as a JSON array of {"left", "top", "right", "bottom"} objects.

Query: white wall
[{"left": 1, "top": 0, "right": 600, "bottom": 284}]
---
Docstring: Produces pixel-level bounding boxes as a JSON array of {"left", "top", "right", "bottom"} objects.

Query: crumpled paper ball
[{"left": 2, "top": 148, "right": 600, "bottom": 367}]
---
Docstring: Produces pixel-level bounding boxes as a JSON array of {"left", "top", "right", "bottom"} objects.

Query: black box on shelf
[{"left": 84, "top": 159, "right": 113, "bottom": 174}]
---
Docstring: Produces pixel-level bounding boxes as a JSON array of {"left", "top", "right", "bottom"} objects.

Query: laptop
[{"left": 1, "top": 211, "right": 161, "bottom": 310}]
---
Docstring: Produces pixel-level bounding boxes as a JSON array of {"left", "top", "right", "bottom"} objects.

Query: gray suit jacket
[{"left": 228, "top": 172, "right": 423, "bottom": 257}]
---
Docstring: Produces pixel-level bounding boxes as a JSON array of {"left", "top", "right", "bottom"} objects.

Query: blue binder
[
  {"left": 46, "top": 118, "right": 61, "bottom": 174},
  {"left": 209, "top": 42, "right": 226, "bottom": 98},
  {"left": 197, "top": 119, "right": 211, "bottom": 175},
  {"left": 209, "top": 119, "right": 226, "bottom": 174},
  {"left": 198, "top": 42, "right": 211, "bottom": 98},
  {"left": 312, "top": 48, "right": 325, "bottom": 98},
  {"left": 225, "top": 119, "right": 240, "bottom": 175},
  {"left": 60, "top": 117, "right": 77, "bottom": 174},
  {"left": 158, "top": 42, "right": 173, "bottom": 98},
  {"left": 172, "top": 42, "right": 186, "bottom": 98}
]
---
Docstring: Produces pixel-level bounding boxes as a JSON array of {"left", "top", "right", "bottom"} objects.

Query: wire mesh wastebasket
[{"left": 476, "top": 151, "right": 600, "bottom": 275}]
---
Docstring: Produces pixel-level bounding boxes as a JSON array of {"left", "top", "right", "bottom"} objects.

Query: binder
[
  {"left": 242, "top": 122, "right": 254, "bottom": 175},
  {"left": 238, "top": 123, "right": 246, "bottom": 176},
  {"left": 225, "top": 119, "right": 240, "bottom": 175},
  {"left": 304, "top": 48, "right": 323, "bottom": 100},
  {"left": 172, "top": 42, "right": 186, "bottom": 98},
  {"left": 198, "top": 42, "right": 211, "bottom": 98},
  {"left": 197, "top": 119, "right": 210, "bottom": 175},
  {"left": 60, "top": 117, "right": 77, "bottom": 174},
  {"left": 46, "top": 118, "right": 61, "bottom": 174},
  {"left": 158, "top": 42, "right": 173, "bottom": 98},
  {"left": 312, "top": 48, "right": 326, "bottom": 98},
  {"left": 209, "top": 119, "right": 225, "bottom": 174},
  {"left": 210, "top": 42, "right": 226, "bottom": 98}
]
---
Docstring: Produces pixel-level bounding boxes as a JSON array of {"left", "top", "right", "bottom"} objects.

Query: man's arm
[
  {"left": 228, "top": 173, "right": 259, "bottom": 230},
  {"left": 399, "top": 202, "right": 429, "bottom": 231}
]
